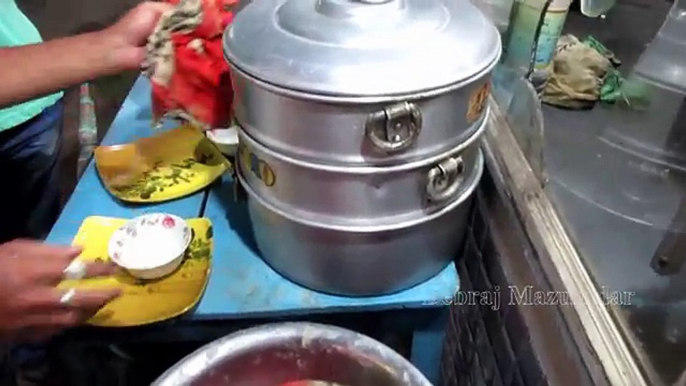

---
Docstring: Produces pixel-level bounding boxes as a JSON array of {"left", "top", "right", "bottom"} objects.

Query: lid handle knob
[{"left": 316, "top": 0, "right": 404, "bottom": 18}]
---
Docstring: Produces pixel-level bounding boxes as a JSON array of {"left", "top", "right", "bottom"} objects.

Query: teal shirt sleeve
[{"left": 0, "top": 0, "right": 63, "bottom": 132}]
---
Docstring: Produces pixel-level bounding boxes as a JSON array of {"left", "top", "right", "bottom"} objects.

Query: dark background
[{"left": 18, "top": 0, "right": 142, "bottom": 206}]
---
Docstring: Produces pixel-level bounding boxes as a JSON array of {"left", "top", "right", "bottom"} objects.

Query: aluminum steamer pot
[
  {"left": 236, "top": 151, "right": 483, "bottom": 296},
  {"left": 223, "top": 0, "right": 501, "bottom": 166},
  {"left": 152, "top": 323, "right": 432, "bottom": 386},
  {"left": 237, "top": 118, "right": 485, "bottom": 225}
]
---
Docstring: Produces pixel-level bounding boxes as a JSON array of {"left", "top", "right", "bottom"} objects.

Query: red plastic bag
[{"left": 144, "top": 0, "right": 237, "bottom": 130}]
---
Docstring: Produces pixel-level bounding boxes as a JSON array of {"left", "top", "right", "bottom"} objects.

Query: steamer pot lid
[{"left": 223, "top": 0, "right": 501, "bottom": 97}]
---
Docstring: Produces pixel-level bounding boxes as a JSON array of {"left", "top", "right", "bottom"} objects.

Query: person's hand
[
  {"left": 0, "top": 240, "right": 121, "bottom": 343},
  {"left": 100, "top": 1, "right": 173, "bottom": 71}
]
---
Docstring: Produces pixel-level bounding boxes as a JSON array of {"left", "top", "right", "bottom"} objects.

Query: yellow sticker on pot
[
  {"left": 258, "top": 161, "right": 276, "bottom": 187},
  {"left": 238, "top": 142, "right": 276, "bottom": 187},
  {"left": 467, "top": 82, "right": 490, "bottom": 123}
]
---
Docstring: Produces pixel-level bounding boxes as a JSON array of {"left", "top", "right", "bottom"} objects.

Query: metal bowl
[{"left": 152, "top": 323, "right": 432, "bottom": 386}]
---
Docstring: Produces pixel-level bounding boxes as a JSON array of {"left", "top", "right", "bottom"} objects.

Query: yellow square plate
[
  {"left": 58, "top": 216, "right": 213, "bottom": 327},
  {"left": 94, "top": 125, "right": 230, "bottom": 203}
]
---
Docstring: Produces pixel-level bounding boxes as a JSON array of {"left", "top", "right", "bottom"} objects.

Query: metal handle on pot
[
  {"left": 365, "top": 102, "right": 422, "bottom": 153},
  {"left": 426, "top": 156, "right": 465, "bottom": 203}
]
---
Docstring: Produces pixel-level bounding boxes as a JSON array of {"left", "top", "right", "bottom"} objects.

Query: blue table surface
[{"left": 47, "top": 77, "right": 460, "bottom": 320}]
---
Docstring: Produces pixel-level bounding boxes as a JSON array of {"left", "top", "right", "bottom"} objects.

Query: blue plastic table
[{"left": 47, "top": 77, "right": 460, "bottom": 384}]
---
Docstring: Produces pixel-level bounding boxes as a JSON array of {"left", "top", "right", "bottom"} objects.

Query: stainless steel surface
[
  {"left": 230, "top": 66, "right": 493, "bottom": 165},
  {"left": 236, "top": 123, "right": 484, "bottom": 226},
  {"left": 237, "top": 152, "right": 482, "bottom": 296},
  {"left": 224, "top": 0, "right": 490, "bottom": 296},
  {"left": 223, "top": 0, "right": 501, "bottom": 97},
  {"left": 152, "top": 322, "right": 432, "bottom": 386}
]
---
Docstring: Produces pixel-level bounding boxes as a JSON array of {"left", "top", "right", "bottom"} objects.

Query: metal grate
[{"left": 440, "top": 192, "right": 547, "bottom": 386}]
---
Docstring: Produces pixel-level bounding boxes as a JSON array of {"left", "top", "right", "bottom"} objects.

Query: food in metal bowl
[{"left": 152, "top": 323, "right": 432, "bottom": 386}]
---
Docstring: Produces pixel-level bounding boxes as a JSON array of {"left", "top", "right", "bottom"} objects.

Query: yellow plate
[
  {"left": 95, "top": 125, "right": 231, "bottom": 203},
  {"left": 58, "top": 216, "right": 213, "bottom": 327}
]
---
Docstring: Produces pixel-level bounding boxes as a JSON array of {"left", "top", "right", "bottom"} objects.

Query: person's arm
[
  {"left": 0, "top": 1, "right": 170, "bottom": 108},
  {"left": 0, "top": 33, "right": 120, "bottom": 107}
]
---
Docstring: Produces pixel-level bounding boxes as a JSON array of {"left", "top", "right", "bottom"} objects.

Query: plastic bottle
[
  {"left": 505, "top": 0, "right": 572, "bottom": 92},
  {"left": 529, "top": 0, "right": 573, "bottom": 91},
  {"left": 503, "top": 0, "right": 549, "bottom": 72}
]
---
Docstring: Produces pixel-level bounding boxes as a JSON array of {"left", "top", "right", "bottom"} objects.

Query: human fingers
[
  {"left": 20, "top": 309, "right": 82, "bottom": 330},
  {"left": 81, "top": 260, "right": 120, "bottom": 278},
  {"left": 141, "top": 1, "right": 175, "bottom": 16},
  {"left": 117, "top": 1, "right": 174, "bottom": 46},
  {"left": 2, "top": 239, "right": 81, "bottom": 263},
  {"left": 102, "top": 2, "right": 174, "bottom": 71},
  {"left": 61, "top": 260, "right": 120, "bottom": 280},
  {"left": 27, "top": 258, "right": 118, "bottom": 285},
  {"left": 18, "top": 287, "right": 122, "bottom": 314},
  {"left": 57, "top": 287, "right": 122, "bottom": 311},
  {"left": 14, "top": 289, "right": 120, "bottom": 334}
]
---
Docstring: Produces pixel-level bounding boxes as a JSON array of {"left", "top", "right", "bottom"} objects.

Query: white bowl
[
  {"left": 206, "top": 126, "right": 239, "bottom": 156},
  {"left": 108, "top": 213, "right": 192, "bottom": 280}
]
